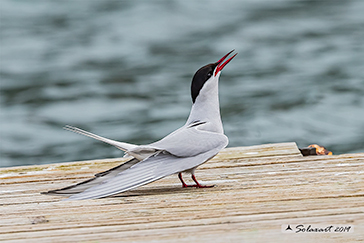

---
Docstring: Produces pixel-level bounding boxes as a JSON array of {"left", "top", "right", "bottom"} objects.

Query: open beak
[{"left": 214, "top": 50, "right": 237, "bottom": 76}]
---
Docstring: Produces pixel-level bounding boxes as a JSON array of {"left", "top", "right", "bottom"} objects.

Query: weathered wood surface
[{"left": 0, "top": 142, "right": 363, "bottom": 243}]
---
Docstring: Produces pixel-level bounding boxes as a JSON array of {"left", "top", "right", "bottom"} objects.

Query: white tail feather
[{"left": 64, "top": 125, "right": 138, "bottom": 152}]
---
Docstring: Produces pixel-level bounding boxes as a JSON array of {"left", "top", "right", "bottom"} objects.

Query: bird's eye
[{"left": 207, "top": 71, "right": 212, "bottom": 77}]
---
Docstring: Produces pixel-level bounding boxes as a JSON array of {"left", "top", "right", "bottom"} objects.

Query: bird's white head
[{"left": 191, "top": 50, "right": 237, "bottom": 103}]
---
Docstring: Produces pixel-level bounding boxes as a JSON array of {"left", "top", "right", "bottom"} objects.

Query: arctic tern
[{"left": 44, "top": 50, "right": 237, "bottom": 200}]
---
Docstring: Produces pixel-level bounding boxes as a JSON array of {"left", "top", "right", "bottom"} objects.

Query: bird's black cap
[{"left": 191, "top": 50, "right": 237, "bottom": 103}]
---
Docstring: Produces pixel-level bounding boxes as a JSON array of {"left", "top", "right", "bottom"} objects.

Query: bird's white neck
[{"left": 186, "top": 75, "right": 224, "bottom": 134}]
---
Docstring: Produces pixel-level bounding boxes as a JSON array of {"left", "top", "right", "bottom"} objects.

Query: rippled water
[{"left": 1, "top": 0, "right": 364, "bottom": 167}]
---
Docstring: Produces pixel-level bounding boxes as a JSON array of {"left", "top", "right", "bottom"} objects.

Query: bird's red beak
[{"left": 214, "top": 50, "right": 237, "bottom": 76}]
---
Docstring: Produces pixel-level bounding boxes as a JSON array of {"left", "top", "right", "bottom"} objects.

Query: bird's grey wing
[
  {"left": 145, "top": 122, "right": 229, "bottom": 157},
  {"left": 64, "top": 125, "right": 138, "bottom": 152},
  {"left": 43, "top": 158, "right": 139, "bottom": 196},
  {"left": 65, "top": 146, "right": 223, "bottom": 201}
]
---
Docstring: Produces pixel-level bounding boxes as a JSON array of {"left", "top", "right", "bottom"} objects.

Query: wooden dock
[{"left": 1, "top": 142, "right": 363, "bottom": 242}]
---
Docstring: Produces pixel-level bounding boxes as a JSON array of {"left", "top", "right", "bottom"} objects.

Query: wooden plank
[{"left": 0, "top": 142, "right": 363, "bottom": 243}]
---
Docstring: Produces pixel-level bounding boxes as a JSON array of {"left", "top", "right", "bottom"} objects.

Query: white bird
[{"left": 44, "top": 50, "right": 237, "bottom": 200}]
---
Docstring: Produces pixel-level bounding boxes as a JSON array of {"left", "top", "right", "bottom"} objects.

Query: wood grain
[{"left": 1, "top": 142, "right": 363, "bottom": 243}]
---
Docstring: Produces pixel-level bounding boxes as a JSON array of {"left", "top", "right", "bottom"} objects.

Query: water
[{"left": 1, "top": 0, "right": 364, "bottom": 167}]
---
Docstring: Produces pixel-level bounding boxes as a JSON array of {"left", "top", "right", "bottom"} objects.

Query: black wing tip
[
  {"left": 42, "top": 158, "right": 140, "bottom": 198},
  {"left": 41, "top": 189, "right": 59, "bottom": 195},
  {"left": 41, "top": 177, "right": 99, "bottom": 196},
  {"left": 40, "top": 190, "right": 69, "bottom": 196}
]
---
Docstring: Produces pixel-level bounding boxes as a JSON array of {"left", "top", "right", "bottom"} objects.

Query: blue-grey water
[{"left": 1, "top": 0, "right": 364, "bottom": 167}]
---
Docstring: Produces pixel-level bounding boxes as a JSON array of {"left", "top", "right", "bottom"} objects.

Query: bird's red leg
[
  {"left": 178, "top": 173, "right": 189, "bottom": 188},
  {"left": 191, "top": 174, "right": 214, "bottom": 188},
  {"left": 179, "top": 173, "right": 214, "bottom": 188}
]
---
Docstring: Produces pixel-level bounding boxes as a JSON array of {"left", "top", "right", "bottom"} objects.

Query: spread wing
[
  {"left": 65, "top": 144, "right": 224, "bottom": 201},
  {"left": 43, "top": 158, "right": 140, "bottom": 196}
]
